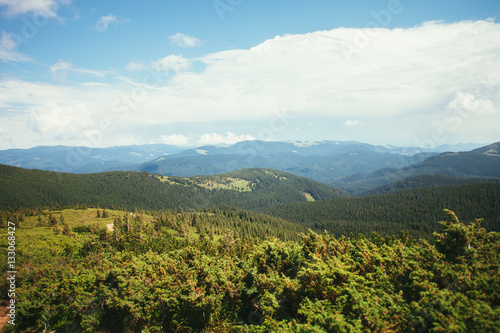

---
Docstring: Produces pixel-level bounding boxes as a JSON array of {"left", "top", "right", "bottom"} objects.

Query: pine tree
[
  {"left": 54, "top": 225, "right": 62, "bottom": 235},
  {"left": 63, "top": 223, "right": 73, "bottom": 237}
]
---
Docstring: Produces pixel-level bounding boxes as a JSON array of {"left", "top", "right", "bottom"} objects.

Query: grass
[
  {"left": 156, "top": 175, "right": 254, "bottom": 192},
  {"left": 302, "top": 192, "right": 316, "bottom": 202},
  {"left": 196, "top": 177, "right": 254, "bottom": 192}
]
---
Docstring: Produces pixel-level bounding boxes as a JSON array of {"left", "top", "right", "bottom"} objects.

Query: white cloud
[
  {"left": 160, "top": 134, "right": 190, "bottom": 146},
  {"left": 81, "top": 82, "right": 110, "bottom": 87},
  {"left": 95, "top": 14, "right": 117, "bottom": 31},
  {"left": 2, "top": 20, "right": 500, "bottom": 148},
  {"left": 0, "top": 31, "right": 31, "bottom": 62},
  {"left": 95, "top": 14, "right": 128, "bottom": 31},
  {"left": 168, "top": 33, "right": 202, "bottom": 47},
  {"left": 446, "top": 92, "right": 497, "bottom": 115},
  {"left": 125, "top": 61, "right": 147, "bottom": 71},
  {"left": 30, "top": 102, "right": 95, "bottom": 140},
  {"left": 0, "top": 79, "right": 119, "bottom": 148},
  {"left": 344, "top": 120, "right": 363, "bottom": 126},
  {"left": 50, "top": 59, "right": 106, "bottom": 81},
  {"left": 151, "top": 55, "right": 191, "bottom": 73},
  {"left": 197, "top": 132, "right": 255, "bottom": 145},
  {"left": 0, "top": 0, "right": 71, "bottom": 18},
  {"left": 50, "top": 59, "right": 71, "bottom": 80}
]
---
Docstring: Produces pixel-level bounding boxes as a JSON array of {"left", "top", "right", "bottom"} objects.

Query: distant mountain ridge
[
  {"left": 0, "top": 140, "right": 496, "bottom": 195},
  {"left": 0, "top": 144, "right": 187, "bottom": 173},
  {"left": 331, "top": 141, "right": 500, "bottom": 194},
  {"left": 0, "top": 140, "right": 483, "bottom": 174},
  {"left": 134, "top": 140, "right": 451, "bottom": 179}
]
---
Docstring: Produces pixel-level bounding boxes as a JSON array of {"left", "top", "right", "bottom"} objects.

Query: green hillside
[
  {"left": 186, "top": 168, "right": 345, "bottom": 210},
  {"left": 0, "top": 165, "right": 342, "bottom": 212},
  {"left": 266, "top": 182, "right": 500, "bottom": 241},
  {"left": 1, "top": 208, "right": 499, "bottom": 332},
  {"left": 362, "top": 174, "right": 500, "bottom": 196}
]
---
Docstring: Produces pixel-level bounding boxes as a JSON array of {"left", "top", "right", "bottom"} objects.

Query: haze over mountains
[{"left": 1, "top": 140, "right": 498, "bottom": 194}]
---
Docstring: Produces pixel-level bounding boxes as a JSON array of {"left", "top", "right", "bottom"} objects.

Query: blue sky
[{"left": 1, "top": 0, "right": 500, "bottom": 149}]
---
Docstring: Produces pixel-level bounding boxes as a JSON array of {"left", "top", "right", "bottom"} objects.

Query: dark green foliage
[
  {"left": 363, "top": 173, "right": 500, "bottom": 196},
  {"left": 1, "top": 209, "right": 498, "bottom": 332},
  {"left": 0, "top": 165, "right": 342, "bottom": 212},
  {"left": 267, "top": 182, "right": 500, "bottom": 241}
]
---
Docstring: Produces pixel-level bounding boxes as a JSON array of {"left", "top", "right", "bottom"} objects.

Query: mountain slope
[
  {"left": 184, "top": 168, "right": 345, "bottom": 210},
  {"left": 331, "top": 142, "right": 500, "bottom": 194},
  {"left": 266, "top": 182, "right": 500, "bottom": 241},
  {"left": 0, "top": 165, "right": 342, "bottom": 211},
  {"left": 471, "top": 141, "right": 500, "bottom": 156},
  {"left": 362, "top": 174, "right": 500, "bottom": 196}
]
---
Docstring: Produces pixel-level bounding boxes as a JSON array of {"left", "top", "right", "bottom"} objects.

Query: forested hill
[
  {"left": 0, "top": 164, "right": 342, "bottom": 211},
  {"left": 362, "top": 174, "right": 500, "bottom": 196},
  {"left": 266, "top": 182, "right": 500, "bottom": 241}
]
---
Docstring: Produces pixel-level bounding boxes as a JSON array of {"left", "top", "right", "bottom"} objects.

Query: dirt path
[{"left": 0, "top": 302, "right": 9, "bottom": 332}]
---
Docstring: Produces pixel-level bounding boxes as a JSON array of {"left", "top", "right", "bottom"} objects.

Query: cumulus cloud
[
  {"left": 0, "top": 0, "right": 71, "bottom": 18},
  {"left": 197, "top": 132, "right": 255, "bottom": 145},
  {"left": 446, "top": 92, "right": 497, "bottom": 115},
  {"left": 30, "top": 102, "right": 95, "bottom": 140},
  {"left": 169, "top": 33, "right": 202, "bottom": 47},
  {"left": 0, "top": 31, "right": 32, "bottom": 62},
  {"left": 0, "top": 79, "right": 118, "bottom": 147},
  {"left": 152, "top": 55, "right": 191, "bottom": 73},
  {"left": 160, "top": 134, "right": 190, "bottom": 146},
  {"left": 2, "top": 20, "right": 500, "bottom": 148}
]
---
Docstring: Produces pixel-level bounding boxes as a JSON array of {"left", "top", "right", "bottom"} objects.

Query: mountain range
[
  {"left": 333, "top": 142, "right": 500, "bottom": 193},
  {"left": 1, "top": 140, "right": 498, "bottom": 194}
]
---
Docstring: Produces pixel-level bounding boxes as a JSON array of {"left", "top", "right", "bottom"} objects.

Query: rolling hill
[
  {"left": 266, "top": 182, "right": 500, "bottom": 241},
  {"left": 362, "top": 174, "right": 500, "bottom": 196},
  {"left": 0, "top": 165, "right": 342, "bottom": 211}
]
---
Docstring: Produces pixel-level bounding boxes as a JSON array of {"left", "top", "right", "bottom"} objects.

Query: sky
[{"left": 0, "top": 0, "right": 500, "bottom": 149}]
